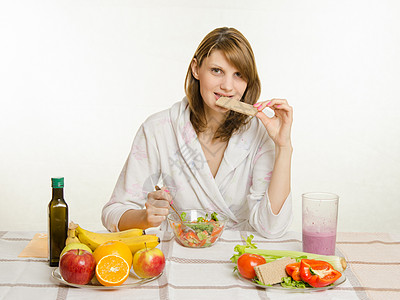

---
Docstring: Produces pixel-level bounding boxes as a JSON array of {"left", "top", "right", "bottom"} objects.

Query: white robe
[{"left": 102, "top": 98, "right": 292, "bottom": 238}]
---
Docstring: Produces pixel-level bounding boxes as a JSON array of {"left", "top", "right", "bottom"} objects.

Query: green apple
[{"left": 60, "top": 242, "right": 92, "bottom": 258}]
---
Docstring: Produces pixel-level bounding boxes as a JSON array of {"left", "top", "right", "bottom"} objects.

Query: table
[{"left": 1, "top": 230, "right": 399, "bottom": 300}]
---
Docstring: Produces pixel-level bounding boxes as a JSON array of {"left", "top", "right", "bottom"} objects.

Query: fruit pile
[{"left": 58, "top": 222, "right": 165, "bottom": 287}]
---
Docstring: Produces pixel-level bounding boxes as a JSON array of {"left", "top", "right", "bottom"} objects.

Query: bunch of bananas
[{"left": 67, "top": 222, "right": 160, "bottom": 254}]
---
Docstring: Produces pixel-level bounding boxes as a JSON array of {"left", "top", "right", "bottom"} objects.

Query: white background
[{"left": 1, "top": 0, "right": 399, "bottom": 233}]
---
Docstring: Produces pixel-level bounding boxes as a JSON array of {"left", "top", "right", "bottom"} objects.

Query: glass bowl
[{"left": 167, "top": 209, "right": 227, "bottom": 248}]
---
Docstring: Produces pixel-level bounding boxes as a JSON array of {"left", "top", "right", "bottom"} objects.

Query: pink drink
[{"left": 302, "top": 230, "right": 336, "bottom": 255}]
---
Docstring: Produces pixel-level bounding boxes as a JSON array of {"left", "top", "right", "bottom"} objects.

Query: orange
[
  {"left": 95, "top": 254, "right": 130, "bottom": 286},
  {"left": 93, "top": 240, "right": 132, "bottom": 267}
]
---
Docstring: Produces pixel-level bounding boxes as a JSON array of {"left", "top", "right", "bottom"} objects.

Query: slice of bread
[{"left": 254, "top": 257, "right": 296, "bottom": 285}]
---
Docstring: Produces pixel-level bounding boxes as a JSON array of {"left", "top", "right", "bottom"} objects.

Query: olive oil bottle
[{"left": 48, "top": 177, "right": 68, "bottom": 267}]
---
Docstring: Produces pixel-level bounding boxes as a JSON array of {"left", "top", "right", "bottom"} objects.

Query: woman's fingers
[
  {"left": 147, "top": 190, "right": 171, "bottom": 217},
  {"left": 145, "top": 202, "right": 168, "bottom": 227},
  {"left": 272, "top": 103, "right": 293, "bottom": 119},
  {"left": 160, "top": 186, "right": 174, "bottom": 204},
  {"left": 254, "top": 98, "right": 289, "bottom": 111},
  {"left": 145, "top": 202, "right": 169, "bottom": 215},
  {"left": 145, "top": 201, "right": 169, "bottom": 227},
  {"left": 148, "top": 189, "right": 172, "bottom": 203},
  {"left": 253, "top": 98, "right": 293, "bottom": 148},
  {"left": 254, "top": 99, "right": 292, "bottom": 120},
  {"left": 145, "top": 186, "right": 175, "bottom": 227}
]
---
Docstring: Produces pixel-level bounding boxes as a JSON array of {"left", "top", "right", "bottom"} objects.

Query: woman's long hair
[{"left": 185, "top": 27, "right": 261, "bottom": 141}]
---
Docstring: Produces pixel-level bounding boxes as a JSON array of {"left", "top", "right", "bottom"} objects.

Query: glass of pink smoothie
[{"left": 302, "top": 192, "right": 339, "bottom": 255}]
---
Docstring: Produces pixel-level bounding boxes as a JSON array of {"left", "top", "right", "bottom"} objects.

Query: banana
[
  {"left": 120, "top": 234, "right": 160, "bottom": 254},
  {"left": 111, "top": 228, "right": 146, "bottom": 239},
  {"left": 72, "top": 222, "right": 145, "bottom": 251}
]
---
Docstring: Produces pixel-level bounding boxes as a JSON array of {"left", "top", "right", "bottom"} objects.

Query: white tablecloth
[{"left": 1, "top": 230, "right": 399, "bottom": 300}]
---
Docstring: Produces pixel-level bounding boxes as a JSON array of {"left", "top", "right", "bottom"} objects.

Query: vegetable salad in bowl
[{"left": 167, "top": 210, "right": 227, "bottom": 248}]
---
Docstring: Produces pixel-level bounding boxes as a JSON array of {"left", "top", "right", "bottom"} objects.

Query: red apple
[
  {"left": 59, "top": 249, "right": 96, "bottom": 285},
  {"left": 132, "top": 247, "right": 165, "bottom": 278}
]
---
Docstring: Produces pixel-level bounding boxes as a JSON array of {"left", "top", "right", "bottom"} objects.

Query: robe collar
[{"left": 169, "top": 98, "right": 260, "bottom": 223}]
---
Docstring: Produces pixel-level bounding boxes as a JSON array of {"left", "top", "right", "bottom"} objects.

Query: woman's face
[{"left": 191, "top": 49, "right": 248, "bottom": 116}]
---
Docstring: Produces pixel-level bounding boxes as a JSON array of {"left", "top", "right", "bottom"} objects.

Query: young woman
[{"left": 102, "top": 27, "right": 293, "bottom": 238}]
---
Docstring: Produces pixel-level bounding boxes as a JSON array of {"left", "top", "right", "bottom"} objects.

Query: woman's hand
[
  {"left": 253, "top": 98, "right": 293, "bottom": 148},
  {"left": 145, "top": 187, "right": 172, "bottom": 227}
]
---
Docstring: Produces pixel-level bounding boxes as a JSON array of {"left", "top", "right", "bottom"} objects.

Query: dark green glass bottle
[{"left": 48, "top": 177, "right": 68, "bottom": 267}]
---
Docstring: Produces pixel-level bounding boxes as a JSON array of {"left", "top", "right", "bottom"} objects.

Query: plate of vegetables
[
  {"left": 231, "top": 235, "right": 347, "bottom": 292},
  {"left": 167, "top": 210, "right": 227, "bottom": 248},
  {"left": 236, "top": 270, "right": 346, "bottom": 292}
]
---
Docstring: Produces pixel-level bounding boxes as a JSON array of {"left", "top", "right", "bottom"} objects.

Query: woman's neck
[{"left": 203, "top": 105, "right": 226, "bottom": 133}]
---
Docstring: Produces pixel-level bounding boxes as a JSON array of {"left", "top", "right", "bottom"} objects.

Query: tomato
[
  {"left": 237, "top": 253, "right": 266, "bottom": 279},
  {"left": 210, "top": 226, "right": 223, "bottom": 243},
  {"left": 185, "top": 231, "right": 200, "bottom": 242}
]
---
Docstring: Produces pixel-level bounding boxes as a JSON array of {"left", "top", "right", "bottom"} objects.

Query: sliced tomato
[
  {"left": 185, "top": 231, "right": 200, "bottom": 241},
  {"left": 211, "top": 225, "right": 223, "bottom": 236},
  {"left": 198, "top": 239, "right": 207, "bottom": 247},
  {"left": 210, "top": 225, "right": 223, "bottom": 243},
  {"left": 175, "top": 223, "right": 183, "bottom": 237}
]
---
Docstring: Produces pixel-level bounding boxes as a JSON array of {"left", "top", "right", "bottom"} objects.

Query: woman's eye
[
  {"left": 211, "top": 68, "right": 222, "bottom": 74},
  {"left": 235, "top": 72, "right": 242, "bottom": 78}
]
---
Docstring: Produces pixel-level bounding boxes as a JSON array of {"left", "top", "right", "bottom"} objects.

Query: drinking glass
[{"left": 302, "top": 192, "right": 339, "bottom": 255}]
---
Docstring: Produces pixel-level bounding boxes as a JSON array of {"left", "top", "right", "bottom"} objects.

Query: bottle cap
[{"left": 51, "top": 177, "right": 64, "bottom": 188}]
